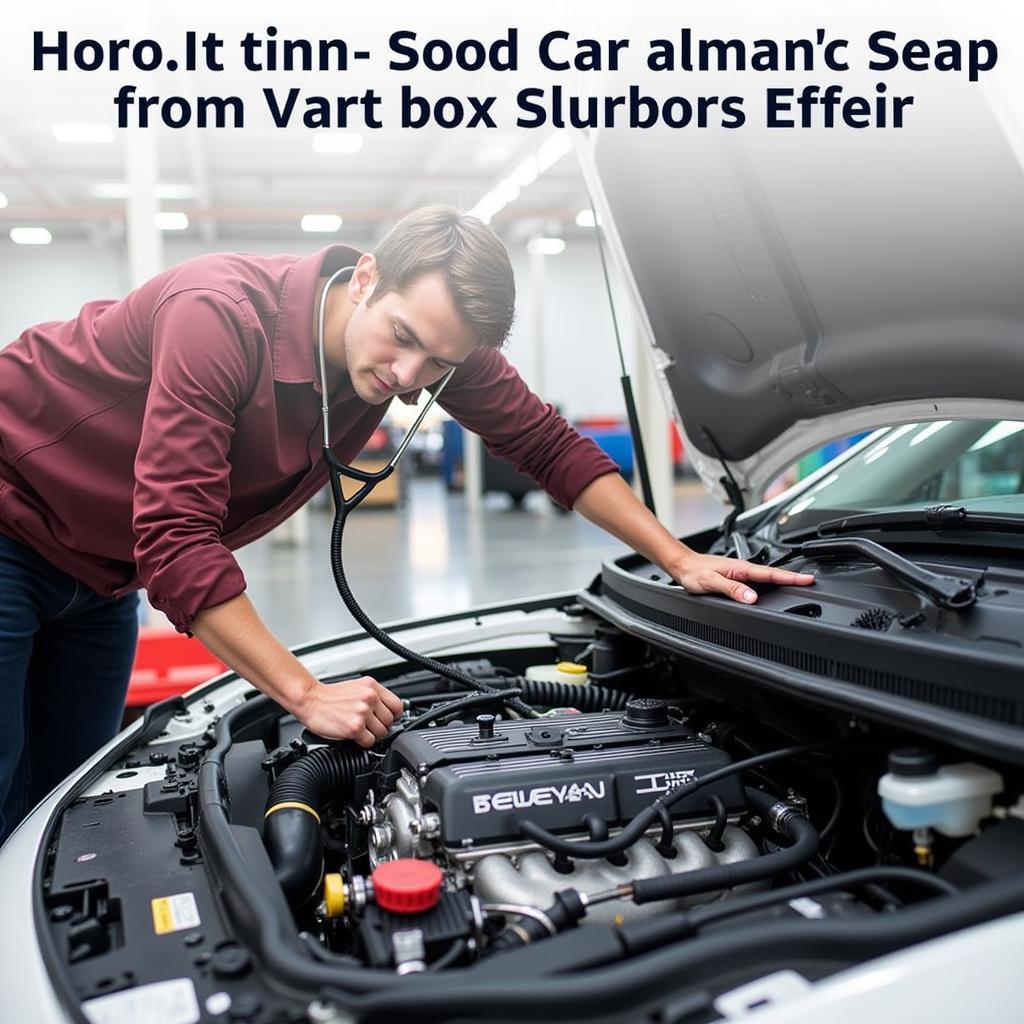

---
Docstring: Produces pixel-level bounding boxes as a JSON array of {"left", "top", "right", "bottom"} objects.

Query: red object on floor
[{"left": 125, "top": 627, "right": 227, "bottom": 708}]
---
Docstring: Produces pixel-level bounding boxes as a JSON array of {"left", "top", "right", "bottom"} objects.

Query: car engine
[{"left": 372, "top": 703, "right": 760, "bottom": 925}]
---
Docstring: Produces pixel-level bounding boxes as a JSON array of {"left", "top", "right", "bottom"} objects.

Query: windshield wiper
[
  {"left": 775, "top": 536, "right": 979, "bottom": 610},
  {"left": 814, "top": 505, "right": 1024, "bottom": 537}
]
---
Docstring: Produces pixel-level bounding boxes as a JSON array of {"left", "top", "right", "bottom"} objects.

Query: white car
[{"left": 3, "top": 98, "right": 1024, "bottom": 1024}]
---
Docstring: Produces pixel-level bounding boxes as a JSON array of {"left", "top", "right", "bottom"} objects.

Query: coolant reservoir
[
  {"left": 878, "top": 747, "right": 1004, "bottom": 837},
  {"left": 524, "top": 661, "right": 589, "bottom": 685}
]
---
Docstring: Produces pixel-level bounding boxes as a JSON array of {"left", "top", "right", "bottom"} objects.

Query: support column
[
  {"left": 529, "top": 247, "right": 547, "bottom": 399},
  {"left": 124, "top": 129, "right": 163, "bottom": 287}
]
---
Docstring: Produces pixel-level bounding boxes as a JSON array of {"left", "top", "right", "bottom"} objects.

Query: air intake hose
[
  {"left": 263, "top": 744, "right": 370, "bottom": 907},
  {"left": 517, "top": 679, "right": 631, "bottom": 712}
]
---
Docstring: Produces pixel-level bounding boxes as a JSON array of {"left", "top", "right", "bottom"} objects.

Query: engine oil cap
[
  {"left": 371, "top": 859, "right": 443, "bottom": 914},
  {"left": 623, "top": 697, "right": 670, "bottom": 729}
]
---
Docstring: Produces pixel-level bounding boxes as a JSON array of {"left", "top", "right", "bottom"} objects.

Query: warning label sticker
[
  {"left": 82, "top": 978, "right": 199, "bottom": 1024},
  {"left": 150, "top": 892, "right": 201, "bottom": 935}
]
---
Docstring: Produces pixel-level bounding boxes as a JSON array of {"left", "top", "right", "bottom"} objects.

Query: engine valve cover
[{"left": 389, "top": 709, "right": 745, "bottom": 846}]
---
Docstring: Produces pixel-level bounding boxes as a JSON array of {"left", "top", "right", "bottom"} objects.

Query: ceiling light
[
  {"left": 312, "top": 133, "right": 363, "bottom": 155},
  {"left": 527, "top": 237, "right": 566, "bottom": 256},
  {"left": 511, "top": 156, "right": 538, "bottom": 189},
  {"left": 52, "top": 123, "right": 114, "bottom": 144},
  {"left": 10, "top": 227, "right": 52, "bottom": 245},
  {"left": 0, "top": 192, "right": 8, "bottom": 209},
  {"left": 154, "top": 212, "right": 189, "bottom": 231},
  {"left": 301, "top": 214, "right": 343, "bottom": 233},
  {"left": 575, "top": 209, "right": 596, "bottom": 228},
  {"left": 92, "top": 182, "right": 195, "bottom": 200},
  {"left": 536, "top": 131, "right": 572, "bottom": 173},
  {"left": 475, "top": 141, "right": 514, "bottom": 167}
]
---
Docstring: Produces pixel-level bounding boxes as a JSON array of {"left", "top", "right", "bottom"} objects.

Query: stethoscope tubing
[{"left": 316, "top": 264, "right": 456, "bottom": 517}]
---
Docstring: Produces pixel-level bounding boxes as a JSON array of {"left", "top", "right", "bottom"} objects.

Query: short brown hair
[{"left": 371, "top": 205, "right": 515, "bottom": 349}]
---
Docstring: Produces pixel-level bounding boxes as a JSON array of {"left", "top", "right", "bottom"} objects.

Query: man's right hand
[
  {"left": 191, "top": 594, "right": 405, "bottom": 748},
  {"left": 294, "top": 676, "right": 405, "bottom": 747}
]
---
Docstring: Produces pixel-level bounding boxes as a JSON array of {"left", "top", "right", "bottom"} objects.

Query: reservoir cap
[{"left": 371, "top": 859, "right": 443, "bottom": 914}]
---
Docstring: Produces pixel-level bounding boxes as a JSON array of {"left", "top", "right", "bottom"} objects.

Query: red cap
[{"left": 371, "top": 859, "right": 443, "bottom": 914}]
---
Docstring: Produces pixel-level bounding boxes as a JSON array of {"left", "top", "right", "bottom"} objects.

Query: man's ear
[{"left": 349, "top": 253, "right": 378, "bottom": 304}]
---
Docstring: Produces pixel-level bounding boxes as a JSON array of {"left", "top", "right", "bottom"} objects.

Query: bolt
[
  {"left": 370, "top": 824, "right": 394, "bottom": 850},
  {"left": 307, "top": 1000, "right": 351, "bottom": 1023}
]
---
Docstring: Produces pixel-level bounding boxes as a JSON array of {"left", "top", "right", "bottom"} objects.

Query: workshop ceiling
[{"left": 0, "top": 78, "right": 591, "bottom": 248}]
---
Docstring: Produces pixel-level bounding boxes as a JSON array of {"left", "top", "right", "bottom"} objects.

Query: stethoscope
[
  {"left": 316, "top": 264, "right": 457, "bottom": 522},
  {"left": 313, "top": 263, "right": 539, "bottom": 721}
]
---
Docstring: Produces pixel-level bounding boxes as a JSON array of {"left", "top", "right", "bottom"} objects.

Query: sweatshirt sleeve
[
  {"left": 132, "top": 289, "right": 255, "bottom": 633},
  {"left": 438, "top": 348, "right": 618, "bottom": 509}
]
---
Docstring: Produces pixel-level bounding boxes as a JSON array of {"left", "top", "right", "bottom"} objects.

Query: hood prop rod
[
  {"left": 701, "top": 427, "right": 746, "bottom": 535},
  {"left": 590, "top": 198, "right": 656, "bottom": 515}
]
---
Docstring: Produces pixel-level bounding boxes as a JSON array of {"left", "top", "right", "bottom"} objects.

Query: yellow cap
[
  {"left": 323, "top": 873, "right": 347, "bottom": 918},
  {"left": 556, "top": 662, "right": 587, "bottom": 675}
]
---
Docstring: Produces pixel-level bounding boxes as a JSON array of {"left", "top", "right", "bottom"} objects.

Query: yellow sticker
[{"left": 151, "top": 893, "right": 201, "bottom": 935}]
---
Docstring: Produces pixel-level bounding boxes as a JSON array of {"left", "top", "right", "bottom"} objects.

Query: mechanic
[{"left": 0, "top": 205, "right": 813, "bottom": 843}]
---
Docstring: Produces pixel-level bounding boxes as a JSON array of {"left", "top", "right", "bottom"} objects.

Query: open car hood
[{"left": 575, "top": 87, "right": 1024, "bottom": 503}]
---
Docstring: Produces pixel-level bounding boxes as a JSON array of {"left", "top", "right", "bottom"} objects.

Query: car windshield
[{"left": 776, "top": 419, "right": 1024, "bottom": 533}]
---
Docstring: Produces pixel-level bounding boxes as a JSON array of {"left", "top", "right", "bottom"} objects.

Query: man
[{"left": 0, "top": 205, "right": 812, "bottom": 843}]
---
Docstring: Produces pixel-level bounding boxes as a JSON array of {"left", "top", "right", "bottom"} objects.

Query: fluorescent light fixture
[
  {"left": 470, "top": 131, "right": 576, "bottom": 224},
  {"left": 300, "top": 214, "right": 343, "bottom": 233},
  {"left": 10, "top": 227, "right": 52, "bottom": 245},
  {"left": 510, "top": 156, "right": 538, "bottom": 189},
  {"left": 968, "top": 420, "right": 1024, "bottom": 452},
  {"left": 575, "top": 209, "right": 597, "bottom": 228},
  {"left": 536, "top": 131, "right": 572, "bottom": 173},
  {"left": 154, "top": 212, "right": 189, "bottom": 231},
  {"left": 52, "top": 123, "right": 114, "bottom": 144},
  {"left": 475, "top": 141, "right": 513, "bottom": 167},
  {"left": 312, "top": 133, "right": 363, "bottom": 154},
  {"left": 92, "top": 182, "right": 196, "bottom": 200},
  {"left": 527, "top": 236, "right": 566, "bottom": 256}
]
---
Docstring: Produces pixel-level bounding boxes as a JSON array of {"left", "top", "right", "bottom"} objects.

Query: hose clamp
[{"left": 769, "top": 801, "right": 800, "bottom": 834}]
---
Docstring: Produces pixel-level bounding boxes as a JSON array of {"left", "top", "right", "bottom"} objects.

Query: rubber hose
[
  {"left": 519, "top": 679, "right": 630, "bottom": 711},
  {"left": 518, "top": 741, "right": 824, "bottom": 861},
  {"left": 616, "top": 866, "right": 960, "bottom": 956},
  {"left": 630, "top": 788, "right": 819, "bottom": 905},
  {"left": 330, "top": 509, "right": 540, "bottom": 719},
  {"left": 263, "top": 744, "right": 370, "bottom": 907}
]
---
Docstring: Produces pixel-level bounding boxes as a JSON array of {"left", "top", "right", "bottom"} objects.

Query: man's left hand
[{"left": 668, "top": 553, "right": 815, "bottom": 605}]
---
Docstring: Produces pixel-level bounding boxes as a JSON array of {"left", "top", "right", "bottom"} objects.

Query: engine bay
[{"left": 38, "top": 605, "right": 1024, "bottom": 1023}]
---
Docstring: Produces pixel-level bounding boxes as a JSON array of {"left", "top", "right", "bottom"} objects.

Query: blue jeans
[{"left": 0, "top": 534, "right": 139, "bottom": 845}]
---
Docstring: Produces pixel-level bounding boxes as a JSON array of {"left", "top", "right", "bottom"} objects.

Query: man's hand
[
  {"left": 294, "top": 676, "right": 405, "bottom": 747},
  {"left": 571, "top": 474, "right": 814, "bottom": 606},
  {"left": 191, "top": 595, "right": 405, "bottom": 748},
  {"left": 668, "top": 552, "right": 815, "bottom": 605}
]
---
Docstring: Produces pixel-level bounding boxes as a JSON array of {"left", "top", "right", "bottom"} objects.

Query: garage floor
[{"left": 233, "top": 478, "right": 723, "bottom": 646}]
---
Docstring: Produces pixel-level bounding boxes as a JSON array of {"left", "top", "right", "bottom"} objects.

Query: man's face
[{"left": 335, "top": 260, "right": 480, "bottom": 405}]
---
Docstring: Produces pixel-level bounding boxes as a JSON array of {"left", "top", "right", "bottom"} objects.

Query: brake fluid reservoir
[
  {"left": 524, "top": 661, "right": 589, "bottom": 685},
  {"left": 878, "top": 747, "right": 1004, "bottom": 837}
]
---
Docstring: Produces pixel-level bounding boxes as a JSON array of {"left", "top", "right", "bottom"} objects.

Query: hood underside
[{"left": 576, "top": 84, "right": 1024, "bottom": 500}]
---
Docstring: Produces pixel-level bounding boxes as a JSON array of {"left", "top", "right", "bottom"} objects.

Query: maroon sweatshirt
[{"left": 0, "top": 245, "right": 616, "bottom": 632}]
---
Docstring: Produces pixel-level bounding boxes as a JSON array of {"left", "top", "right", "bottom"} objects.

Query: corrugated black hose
[
  {"left": 517, "top": 678, "right": 631, "bottom": 711},
  {"left": 263, "top": 744, "right": 370, "bottom": 907}
]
